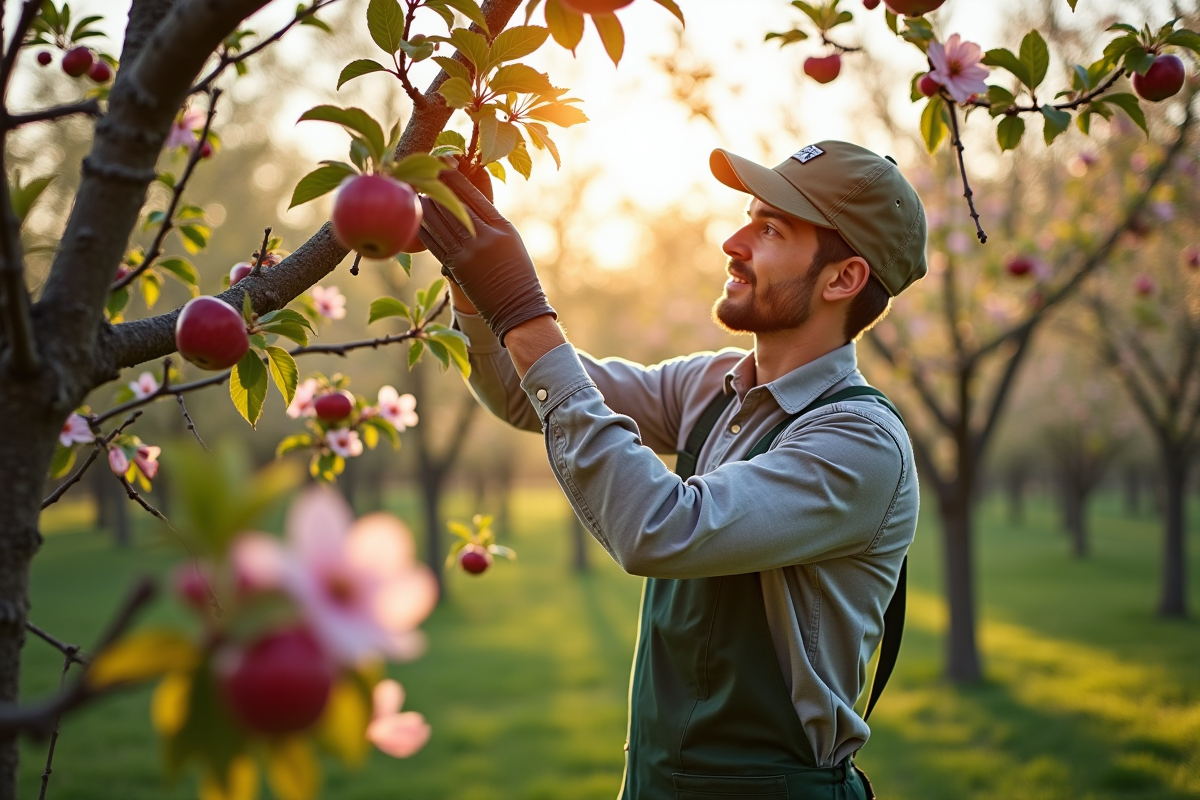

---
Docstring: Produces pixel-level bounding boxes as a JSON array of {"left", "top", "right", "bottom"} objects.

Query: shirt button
[
  {"left": 729, "top": 423, "right": 741, "bottom": 434},
  {"left": 536, "top": 389, "right": 548, "bottom": 402},
  {"left": 623, "top": 742, "right": 629, "bottom": 752}
]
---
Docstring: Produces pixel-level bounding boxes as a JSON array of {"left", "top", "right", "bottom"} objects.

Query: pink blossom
[
  {"left": 287, "top": 378, "right": 320, "bottom": 419},
  {"left": 327, "top": 428, "right": 363, "bottom": 459},
  {"left": 108, "top": 447, "right": 129, "bottom": 476},
  {"left": 946, "top": 230, "right": 972, "bottom": 255},
  {"left": 231, "top": 486, "right": 438, "bottom": 665},
  {"left": 311, "top": 285, "right": 347, "bottom": 320},
  {"left": 927, "top": 34, "right": 989, "bottom": 105},
  {"left": 129, "top": 371, "right": 159, "bottom": 400},
  {"left": 375, "top": 387, "right": 418, "bottom": 431},
  {"left": 133, "top": 444, "right": 160, "bottom": 480},
  {"left": 367, "top": 679, "right": 431, "bottom": 758},
  {"left": 59, "top": 413, "right": 93, "bottom": 447},
  {"left": 165, "top": 108, "right": 206, "bottom": 151}
]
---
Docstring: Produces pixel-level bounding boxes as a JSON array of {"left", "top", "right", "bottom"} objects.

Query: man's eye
[{"left": 764, "top": 224, "right": 779, "bottom": 237}]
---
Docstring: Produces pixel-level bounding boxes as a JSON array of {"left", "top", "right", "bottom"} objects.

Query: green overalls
[{"left": 620, "top": 387, "right": 905, "bottom": 800}]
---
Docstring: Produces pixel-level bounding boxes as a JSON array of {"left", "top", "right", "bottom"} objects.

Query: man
[{"left": 418, "top": 140, "right": 925, "bottom": 800}]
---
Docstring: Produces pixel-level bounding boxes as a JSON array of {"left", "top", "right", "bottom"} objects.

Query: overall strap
[
  {"left": 735, "top": 383, "right": 907, "bottom": 724},
  {"left": 675, "top": 391, "right": 736, "bottom": 480}
]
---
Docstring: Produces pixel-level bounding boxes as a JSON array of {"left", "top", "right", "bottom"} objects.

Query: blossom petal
[
  {"left": 367, "top": 711, "right": 431, "bottom": 758},
  {"left": 286, "top": 485, "right": 353, "bottom": 561},
  {"left": 372, "top": 679, "right": 405, "bottom": 718},
  {"left": 347, "top": 514, "right": 417, "bottom": 576},
  {"left": 373, "top": 568, "right": 439, "bottom": 632},
  {"left": 231, "top": 533, "right": 289, "bottom": 593}
]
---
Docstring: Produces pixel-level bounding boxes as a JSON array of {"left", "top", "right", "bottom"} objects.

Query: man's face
[{"left": 713, "top": 199, "right": 822, "bottom": 334}]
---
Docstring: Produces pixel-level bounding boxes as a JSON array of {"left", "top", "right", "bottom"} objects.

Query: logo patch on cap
[{"left": 791, "top": 145, "right": 825, "bottom": 164}]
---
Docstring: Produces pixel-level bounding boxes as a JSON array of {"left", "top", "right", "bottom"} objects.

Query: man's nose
[{"left": 722, "top": 226, "right": 751, "bottom": 262}]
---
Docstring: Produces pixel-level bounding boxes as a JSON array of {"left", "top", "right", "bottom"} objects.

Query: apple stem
[
  {"left": 251, "top": 226, "right": 273, "bottom": 276},
  {"left": 945, "top": 101, "right": 987, "bottom": 244},
  {"left": 350, "top": 252, "right": 362, "bottom": 276}
]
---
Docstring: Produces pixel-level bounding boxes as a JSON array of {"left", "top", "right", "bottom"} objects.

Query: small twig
[
  {"left": 970, "top": 68, "right": 1127, "bottom": 116},
  {"left": 945, "top": 101, "right": 986, "bottom": 244},
  {"left": 25, "top": 623, "right": 87, "bottom": 667},
  {"left": 177, "top": 396, "right": 208, "bottom": 450},
  {"left": 293, "top": 292, "right": 451, "bottom": 356},
  {"left": 250, "top": 227, "right": 272, "bottom": 277},
  {"left": 37, "top": 654, "right": 73, "bottom": 800},
  {"left": 110, "top": 89, "right": 223, "bottom": 292},
  {"left": 189, "top": 0, "right": 345, "bottom": 95},
  {"left": 0, "top": 0, "right": 41, "bottom": 94},
  {"left": 821, "top": 33, "right": 861, "bottom": 53},
  {"left": 6, "top": 98, "right": 103, "bottom": 129},
  {"left": 42, "top": 412, "right": 143, "bottom": 509},
  {"left": 0, "top": 578, "right": 157, "bottom": 737}
]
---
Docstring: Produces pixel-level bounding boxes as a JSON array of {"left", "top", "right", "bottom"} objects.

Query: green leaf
[
  {"left": 178, "top": 224, "right": 210, "bottom": 255},
  {"left": 507, "top": 139, "right": 533, "bottom": 179},
  {"left": 544, "top": 0, "right": 584, "bottom": 52},
  {"left": 435, "top": 129, "right": 468, "bottom": 151},
  {"left": 49, "top": 444, "right": 77, "bottom": 479},
  {"left": 337, "top": 59, "right": 389, "bottom": 89},
  {"left": 765, "top": 29, "right": 808, "bottom": 47},
  {"left": 477, "top": 114, "right": 519, "bottom": 163},
  {"left": 290, "top": 164, "right": 355, "bottom": 208},
  {"left": 487, "top": 25, "right": 549, "bottom": 68},
  {"left": 398, "top": 36, "right": 435, "bottom": 62},
  {"left": 410, "top": 175, "right": 474, "bottom": 233},
  {"left": 1103, "top": 92, "right": 1147, "bottom": 134},
  {"left": 276, "top": 433, "right": 315, "bottom": 457},
  {"left": 369, "top": 296, "right": 412, "bottom": 323},
  {"left": 105, "top": 286, "right": 130, "bottom": 322},
  {"left": 1040, "top": 104, "right": 1071, "bottom": 144},
  {"left": 157, "top": 257, "right": 200, "bottom": 293},
  {"left": 592, "top": 13, "right": 624, "bottom": 65},
  {"left": 390, "top": 153, "right": 450, "bottom": 183},
  {"left": 526, "top": 102, "right": 588, "bottom": 127},
  {"left": 437, "top": 0, "right": 488, "bottom": 32},
  {"left": 1103, "top": 34, "right": 1140, "bottom": 62},
  {"left": 260, "top": 321, "right": 309, "bottom": 346},
  {"left": 650, "top": 0, "right": 684, "bottom": 25},
  {"left": 432, "top": 55, "right": 472, "bottom": 83},
  {"left": 429, "top": 328, "right": 471, "bottom": 376},
  {"left": 407, "top": 339, "right": 424, "bottom": 369},
  {"left": 364, "top": 417, "right": 401, "bottom": 450},
  {"left": 298, "top": 106, "right": 386, "bottom": 166},
  {"left": 438, "top": 76, "right": 475, "bottom": 109},
  {"left": 1123, "top": 46, "right": 1156, "bottom": 76},
  {"left": 489, "top": 63, "right": 554, "bottom": 95},
  {"left": 982, "top": 47, "right": 1031, "bottom": 89},
  {"left": 985, "top": 85, "right": 1015, "bottom": 117},
  {"left": 395, "top": 251, "right": 413, "bottom": 275},
  {"left": 10, "top": 174, "right": 55, "bottom": 224},
  {"left": 1018, "top": 29, "right": 1049, "bottom": 89},
  {"left": 1164, "top": 29, "right": 1200, "bottom": 54},
  {"left": 425, "top": 338, "right": 451, "bottom": 369},
  {"left": 258, "top": 308, "right": 316, "bottom": 333},
  {"left": 919, "top": 96, "right": 946, "bottom": 153},
  {"left": 265, "top": 346, "right": 299, "bottom": 407},
  {"left": 366, "top": 0, "right": 406, "bottom": 55},
  {"left": 996, "top": 114, "right": 1025, "bottom": 151},
  {"left": 448, "top": 28, "right": 489, "bottom": 69},
  {"left": 230, "top": 350, "right": 268, "bottom": 427}
]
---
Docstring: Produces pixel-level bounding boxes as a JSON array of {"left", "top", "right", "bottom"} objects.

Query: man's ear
[{"left": 822, "top": 257, "right": 871, "bottom": 303}]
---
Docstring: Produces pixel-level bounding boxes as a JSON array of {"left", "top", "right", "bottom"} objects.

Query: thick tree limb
[
  {"left": 5, "top": 99, "right": 102, "bottom": 129},
  {"left": 100, "top": 0, "right": 524, "bottom": 377}
]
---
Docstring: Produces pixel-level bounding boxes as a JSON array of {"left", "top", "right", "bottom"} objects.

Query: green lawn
[{"left": 18, "top": 488, "right": 1200, "bottom": 799}]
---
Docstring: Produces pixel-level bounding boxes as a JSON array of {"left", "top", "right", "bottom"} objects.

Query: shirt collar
[{"left": 723, "top": 342, "right": 860, "bottom": 414}]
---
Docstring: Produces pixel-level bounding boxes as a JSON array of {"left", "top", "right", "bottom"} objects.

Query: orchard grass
[{"left": 21, "top": 487, "right": 1200, "bottom": 799}]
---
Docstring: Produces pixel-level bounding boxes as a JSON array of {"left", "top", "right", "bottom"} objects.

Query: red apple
[
  {"left": 36, "top": 51, "right": 52, "bottom": 67},
  {"left": 332, "top": 174, "right": 422, "bottom": 260},
  {"left": 175, "top": 296, "right": 250, "bottom": 371},
  {"left": 459, "top": 544, "right": 492, "bottom": 575},
  {"left": 218, "top": 627, "right": 334, "bottom": 735},
  {"left": 61, "top": 46, "right": 93, "bottom": 78},
  {"left": 561, "top": 0, "right": 634, "bottom": 12},
  {"left": 229, "top": 262, "right": 253, "bottom": 285},
  {"left": 313, "top": 391, "right": 354, "bottom": 423},
  {"left": 918, "top": 73, "right": 940, "bottom": 97},
  {"left": 1006, "top": 255, "right": 1035, "bottom": 277},
  {"left": 1132, "top": 54, "right": 1186, "bottom": 103},
  {"left": 864, "top": 0, "right": 881, "bottom": 7},
  {"left": 198, "top": 139, "right": 214, "bottom": 159},
  {"left": 804, "top": 54, "right": 842, "bottom": 85},
  {"left": 884, "top": 0, "right": 946, "bottom": 14},
  {"left": 88, "top": 60, "right": 112, "bottom": 83},
  {"left": 1134, "top": 274, "right": 1156, "bottom": 296}
]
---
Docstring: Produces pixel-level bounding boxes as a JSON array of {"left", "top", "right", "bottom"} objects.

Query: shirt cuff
[
  {"left": 519, "top": 343, "right": 597, "bottom": 423},
  {"left": 451, "top": 307, "right": 503, "bottom": 355}
]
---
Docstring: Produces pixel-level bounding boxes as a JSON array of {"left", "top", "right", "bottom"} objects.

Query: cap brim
[{"left": 710, "top": 149, "right": 834, "bottom": 229}]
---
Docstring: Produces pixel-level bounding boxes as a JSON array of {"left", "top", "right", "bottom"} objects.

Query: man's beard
[{"left": 712, "top": 259, "right": 820, "bottom": 334}]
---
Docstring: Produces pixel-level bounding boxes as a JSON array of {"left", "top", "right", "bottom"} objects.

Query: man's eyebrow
[{"left": 746, "top": 205, "right": 798, "bottom": 231}]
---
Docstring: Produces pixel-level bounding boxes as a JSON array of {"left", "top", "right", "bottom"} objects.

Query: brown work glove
[{"left": 417, "top": 169, "right": 556, "bottom": 346}]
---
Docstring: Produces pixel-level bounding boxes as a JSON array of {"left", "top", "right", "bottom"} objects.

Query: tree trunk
[
  {"left": 1064, "top": 485, "right": 1088, "bottom": 559},
  {"left": 1158, "top": 456, "right": 1189, "bottom": 617},
  {"left": 419, "top": 469, "right": 446, "bottom": 596},
  {"left": 1124, "top": 467, "right": 1141, "bottom": 516},
  {"left": 1005, "top": 468, "right": 1024, "bottom": 527},
  {"left": 569, "top": 512, "right": 589, "bottom": 573},
  {"left": 939, "top": 491, "right": 982, "bottom": 682}
]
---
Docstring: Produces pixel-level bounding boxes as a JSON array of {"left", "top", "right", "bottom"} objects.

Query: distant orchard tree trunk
[
  {"left": 1159, "top": 452, "right": 1190, "bottom": 617},
  {"left": 569, "top": 511, "right": 590, "bottom": 573},
  {"left": 1124, "top": 467, "right": 1142, "bottom": 516},
  {"left": 1004, "top": 466, "right": 1025, "bottom": 527}
]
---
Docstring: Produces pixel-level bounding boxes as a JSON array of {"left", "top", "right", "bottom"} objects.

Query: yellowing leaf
[
  {"left": 591, "top": 13, "right": 624, "bottom": 66},
  {"left": 437, "top": 76, "right": 474, "bottom": 110},
  {"left": 267, "top": 738, "right": 320, "bottom": 800},
  {"left": 316, "top": 679, "right": 373, "bottom": 766},
  {"left": 201, "top": 756, "right": 259, "bottom": 800},
  {"left": 230, "top": 350, "right": 268, "bottom": 428},
  {"left": 87, "top": 629, "right": 199, "bottom": 690},
  {"left": 151, "top": 671, "right": 192, "bottom": 736},
  {"left": 544, "top": 0, "right": 583, "bottom": 52}
]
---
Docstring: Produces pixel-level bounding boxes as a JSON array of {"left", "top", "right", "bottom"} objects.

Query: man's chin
[{"left": 712, "top": 297, "right": 756, "bottom": 335}]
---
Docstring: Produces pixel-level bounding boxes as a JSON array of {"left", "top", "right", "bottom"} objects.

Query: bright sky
[{"left": 7, "top": 0, "right": 1180, "bottom": 269}]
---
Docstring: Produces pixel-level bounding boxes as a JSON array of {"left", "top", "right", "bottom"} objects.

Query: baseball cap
[{"left": 710, "top": 140, "right": 928, "bottom": 296}]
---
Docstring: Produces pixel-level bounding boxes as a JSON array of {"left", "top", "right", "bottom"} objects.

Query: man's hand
[{"left": 418, "top": 170, "right": 556, "bottom": 346}]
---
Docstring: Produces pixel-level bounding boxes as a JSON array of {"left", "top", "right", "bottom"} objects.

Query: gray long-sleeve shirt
[{"left": 453, "top": 310, "right": 919, "bottom": 767}]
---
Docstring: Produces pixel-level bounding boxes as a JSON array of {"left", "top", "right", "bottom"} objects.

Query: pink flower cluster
[{"left": 926, "top": 34, "right": 989, "bottom": 104}]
